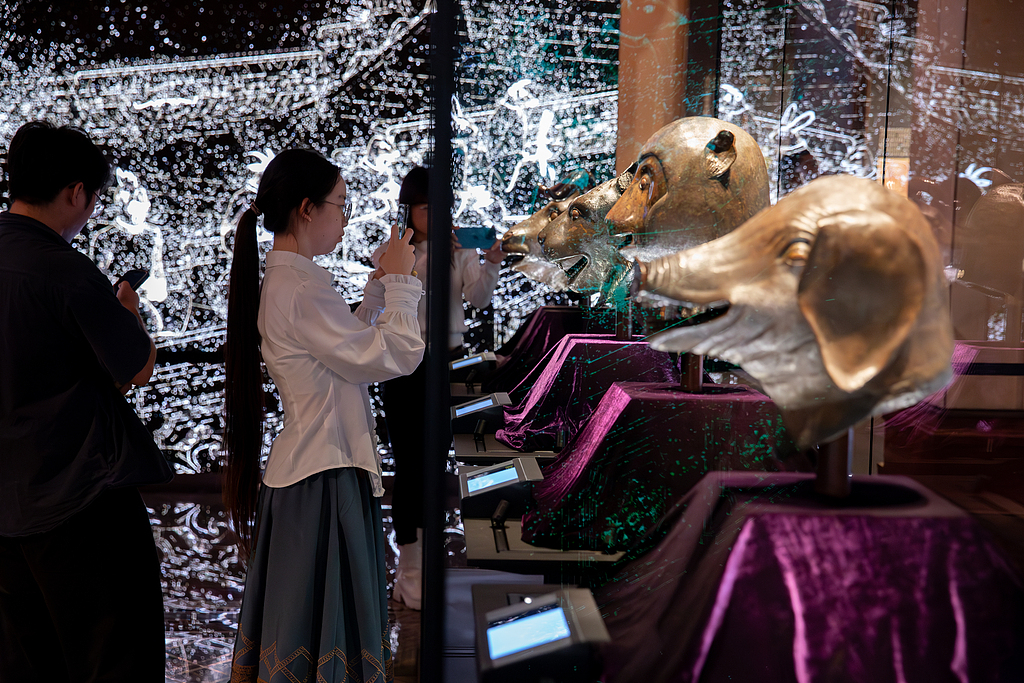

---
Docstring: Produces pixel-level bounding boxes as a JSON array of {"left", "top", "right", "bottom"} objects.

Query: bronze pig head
[
  {"left": 635, "top": 175, "right": 954, "bottom": 448},
  {"left": 538, "top": 163, "right": 637, "bottom": 294},
  {"left": 608, "top": 117, "right": 770, "bottom": 263}
]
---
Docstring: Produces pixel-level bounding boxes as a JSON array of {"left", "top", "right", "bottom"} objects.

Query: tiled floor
[{"left": 149, "top": 476, "right": 464, "bottom": 683}]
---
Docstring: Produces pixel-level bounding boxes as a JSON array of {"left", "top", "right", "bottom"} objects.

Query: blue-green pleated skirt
[{"left": 230, "top": 467, "right": 393, "bottom": 683}]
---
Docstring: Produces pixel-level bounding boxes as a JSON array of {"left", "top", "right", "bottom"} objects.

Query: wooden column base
[
  {"left": 681, "top": 354, "right": 703, "bottom": 393},
  {"left": 815, "top": 428, "right": 854, "bottom": 498},
  {"left": 615, "top": 304, "right": 633, "bottom": 340}
]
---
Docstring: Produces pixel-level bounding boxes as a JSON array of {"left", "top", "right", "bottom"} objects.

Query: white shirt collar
[{"left": 265, "top": 249, "right": 334, "bottom": 285}]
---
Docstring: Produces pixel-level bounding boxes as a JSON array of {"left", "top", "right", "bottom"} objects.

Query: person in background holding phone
[
  {"left": 223, "top": 149, "right": 422, "bottom": 682},
  {"left": 373, "top": 165, "right": 504, "bottom": 610},
  {"left": 0, "top": 121, "right": 170, "bottom": 682}
]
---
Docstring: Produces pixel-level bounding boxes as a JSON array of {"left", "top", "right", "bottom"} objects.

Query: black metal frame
[{"left": 422, "top": 0, "right": 457, "bottom": 679}]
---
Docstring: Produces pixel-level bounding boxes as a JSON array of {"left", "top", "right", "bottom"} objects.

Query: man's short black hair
[{"left": 5, "top": 121, "right": 112, "bottom": 205}]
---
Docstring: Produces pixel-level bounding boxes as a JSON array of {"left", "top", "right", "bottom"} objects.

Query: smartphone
[
  {"left": 114, "top": 268, "right": 150, "bottom": 292},
  {"left": 395, "top": 203, "right": 411, "bottom": 239},
  {"left": 455, "top": 227, "right": 498, "bottom": 250}
]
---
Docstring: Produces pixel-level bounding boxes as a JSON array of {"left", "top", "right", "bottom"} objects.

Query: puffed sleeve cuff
[
  {"left": 380, "top": 274, "right": 423, "bottom": 313},
  {"left": 379, "top": 273, "right": 422, "bottom": 287},
  {"left": 361, "top": 278, "right": 386, "bottom": 309}
]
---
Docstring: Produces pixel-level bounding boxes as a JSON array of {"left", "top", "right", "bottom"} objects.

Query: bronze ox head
[
  {"left": 502, "top": 171, "right": 593, "bottom": 290},
  {"left": 537, "top": 163, "right": 637, "bottom": 295},
  {"left": 608, "top": 117, "right": 770, "bottom": 263},
  {"left": 635, "top": 175, "right": 954, "bottom": 449}
]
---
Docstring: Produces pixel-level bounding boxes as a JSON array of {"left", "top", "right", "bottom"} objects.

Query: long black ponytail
[
  {"left": 223, "top": 149, "right": 340, "bottom": 554},
  {"left": 224, "top": 206, "right": 264, "bottom": 555}
]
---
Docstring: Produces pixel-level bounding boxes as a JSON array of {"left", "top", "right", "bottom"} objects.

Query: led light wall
[{"left": 1, "top": 0, "right": 620, "bottom": 474}]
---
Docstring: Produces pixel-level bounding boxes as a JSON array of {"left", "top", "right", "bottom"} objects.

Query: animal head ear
[
  {"left": 798, "top": 210, "right": 927, "bottom": 393},
  {"left": 617, "top": 161, "right": 638, "bottom": 193},
  {"left": 703, "top": 130, "right": 737, "bottom": 187}
]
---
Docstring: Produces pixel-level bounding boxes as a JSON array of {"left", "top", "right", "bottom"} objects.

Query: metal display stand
[
  {"left": 464, "top": 518, "right": 624, "bottom": 586},
  {"left": 453, "top": 434, "right": 556, "bottom": 466}
]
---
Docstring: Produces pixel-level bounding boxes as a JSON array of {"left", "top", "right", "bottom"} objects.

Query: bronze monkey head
[{"left": 607, "top": 117, "right": 771, "bottom": 263}]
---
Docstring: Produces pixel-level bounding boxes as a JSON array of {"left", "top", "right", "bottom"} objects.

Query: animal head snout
[{"left": 501, "top": 232, "right": 528, "bottom": 254}]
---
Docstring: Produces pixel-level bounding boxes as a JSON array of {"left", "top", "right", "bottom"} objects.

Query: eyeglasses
[
  {"left": 89, "top": 190, "right": 105, "bottom": 218},
  {"left": 323, "top": 199, "right": 352, "bottom": 220}
]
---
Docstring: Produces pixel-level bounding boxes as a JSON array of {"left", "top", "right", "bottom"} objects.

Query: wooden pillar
[{"left": 616, "top": 0, "right": 690, "bottom": 174}]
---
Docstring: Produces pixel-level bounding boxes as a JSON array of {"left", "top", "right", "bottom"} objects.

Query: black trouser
[
  {"left": 0, "top": 486, "right": 165, "bottom": 683},
  {"left": 383, "top": 349, "right": 458, "bottom": 546},
  {"left": 384, "top": 360, "right": 429, "bottom": 546}
]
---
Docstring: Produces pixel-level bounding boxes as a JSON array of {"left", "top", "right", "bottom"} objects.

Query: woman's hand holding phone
[
  {"left": 482, "top": 239, "right": 504, "bottom": 264},
  {"left": 377, "top": 223, "right": 416, "bottom": 277}
]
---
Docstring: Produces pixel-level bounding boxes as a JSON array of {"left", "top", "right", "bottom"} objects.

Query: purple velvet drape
[
  {"left": 482, "top": 305, "right": 612, "bottom": 394},
  {"left": 595, "top": 473, "right": 1024, "bottom": 683},
  {"left": 494, "top": 335, "right": 679, "bottom": 452},
  {"left": 521, "top": 382, "right": 804, "bottom": 552}
]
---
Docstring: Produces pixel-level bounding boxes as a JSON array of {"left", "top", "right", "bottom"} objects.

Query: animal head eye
[
  {"left": 570, "top": 208, "right": 582, "bottom": 221},
  {"left": 782, "top": 239, "right": 811, "bottom": 266},
  {"left": 548, "top": 208, "right": 560, "bottom": 221},
  {"left": 639, "top": 174, "right": 650, "bottom": 191}
]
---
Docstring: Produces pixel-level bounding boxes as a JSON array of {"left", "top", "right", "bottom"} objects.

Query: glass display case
[{"left": 3, "top": 0, "right": 1023, "bottom": 680}]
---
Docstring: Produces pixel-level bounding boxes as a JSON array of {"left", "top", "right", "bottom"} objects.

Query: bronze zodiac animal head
[
  {"left": 538, "top": 163, "right": 637, "bottom": 295},
  {"left": 607, "top": 116, "right": 771, "bottom": 264},
  {"left": 502, "top": 170, "right": 594, "bottom": 289},
  {"left": 635, "top": 175, "right": 954, "bottom": 448}
]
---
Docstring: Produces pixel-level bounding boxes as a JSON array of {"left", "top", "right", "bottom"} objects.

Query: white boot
[{"left": 392, "top": 529, "right": 423, "bottom": 610}]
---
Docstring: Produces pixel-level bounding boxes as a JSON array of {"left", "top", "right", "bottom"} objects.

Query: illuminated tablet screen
[
  {"left": 452, "top": 355, "right": 484, "bottom": 370},
  {"left": 455, "top": 396, "right": 494, "bottom": 417},
  {"left": 467, "top": 464, "right": 518, "bottom": 493},
  {"left": 487, "top": 605, "right": 572, "bottom": 660}
]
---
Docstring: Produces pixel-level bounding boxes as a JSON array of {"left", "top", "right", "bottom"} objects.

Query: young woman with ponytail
[{"left": 224, "top": 148, "right": 421, "bottom": 683}]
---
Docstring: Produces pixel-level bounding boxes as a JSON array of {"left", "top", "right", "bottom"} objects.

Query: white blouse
[
  {"left": 372, "top": 242, "right": 502, "bottom": 349},
  {"left": 257, "top": 250, "right": 424, "bottom": 495}
]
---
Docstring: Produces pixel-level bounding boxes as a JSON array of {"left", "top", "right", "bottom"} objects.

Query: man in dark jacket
[{"left": 0, "top": 121, "right": 172, "bottom": 682}]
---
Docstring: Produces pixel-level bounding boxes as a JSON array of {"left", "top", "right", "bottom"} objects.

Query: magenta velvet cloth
[
  {"left": 494, "top": 336, "right": 679, "bottom": 452},
  {"left": 595, "top": 473, "right": 1024, "bottom": 683},
  {"left": 482, "top": 305, "right": 612, "bottom": 394},
  {"left": 521, "top": 382, "right": 800, "bottom": 552}
]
